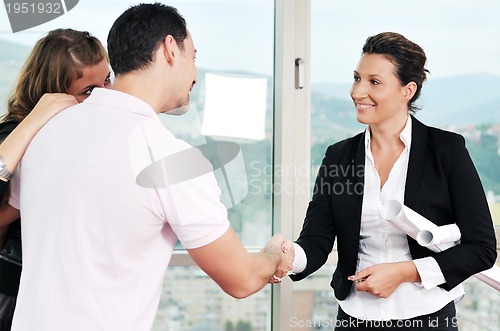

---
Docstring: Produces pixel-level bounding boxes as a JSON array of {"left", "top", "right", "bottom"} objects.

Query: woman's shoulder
[
  {"left": 413, "top": 116, "right": 465, "bottom": 146},
  {"left": 327, "top": 131, "right": 365, "bottom": 153},
  {"left": 321, "top": 131, "right": 365, "bottom": 165},
  {"left": 426, "top": 124, "right": 465, "bottom": 147}
]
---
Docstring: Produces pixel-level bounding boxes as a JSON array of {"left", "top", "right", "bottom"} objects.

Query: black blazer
[
  {"left": 290, "top": 115, "right": 497, "bottom": 301},
  {"left": 0, "top": 119, "right": 22, "bottom": 297}
]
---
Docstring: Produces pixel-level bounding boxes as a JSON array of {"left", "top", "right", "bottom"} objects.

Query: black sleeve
[
  {"left": 0, "top": 120, "right": 19, "bottom": 143},
  {"left": 290, "top": 145, "right": 337, "bottom": 281},
  {"left": 0, "top": 120, "right": 20, "bottom": 202},
  {"left": 0, "top": 180, "right": 8, "bottom": 195},
  {"left": 434, "top": 134, "right": 497, "bottom": 290}
]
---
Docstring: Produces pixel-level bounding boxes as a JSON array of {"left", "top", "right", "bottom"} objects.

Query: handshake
[
  {"left": 195, "top": 230, "right": 296, "bottom": 299},
  {"left": 261, "top": 234, "right": 295, "bottom": 284}
]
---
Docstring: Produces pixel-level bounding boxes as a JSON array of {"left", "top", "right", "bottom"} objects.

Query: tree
[{"left": 236, "top": 320, "right": 252, "bottom": 331}]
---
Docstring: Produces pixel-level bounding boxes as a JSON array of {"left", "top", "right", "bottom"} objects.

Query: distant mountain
[
  {"left": 312, "top": 82, "right": 351, "bottom": 100},
  {"left": 310, "top": 92, "right": 364, "bottom": 142},
  {"left": 0, "top": 40, "right": 30, "bottom": 111},
  {"left": 0, "top": 39, "right": 30, "bottom": 62},
  {"left": 418, "top": 74, "right": 500, "bottom": 126}
]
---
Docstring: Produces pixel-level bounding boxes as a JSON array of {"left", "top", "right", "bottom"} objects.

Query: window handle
[{"left": 295, "top": 58, "right": 304, "bottom": 89}]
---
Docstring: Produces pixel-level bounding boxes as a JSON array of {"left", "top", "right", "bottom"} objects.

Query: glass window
[
  {"left": 304, "top": 0, "right": 500, "bottom": 329},
  {"left": 1, "top": 1, "right": 276, "bottom": 329}
]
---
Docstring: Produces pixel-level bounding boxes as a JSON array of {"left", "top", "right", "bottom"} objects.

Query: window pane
[
  {"left": 302, "top": 0, "right": 500, "bottom": 329},
  {"left": 153, "top": 266, "right": 272, "bottom": 331},
  {"left": 0, "top": 1, "right": 275, "bottom": 243},
  {"left": 161, "top": 0, "right": 275, "bottom": 250},
  {"left": 0, "top": 0, "right": 275, "bottom": 329}
]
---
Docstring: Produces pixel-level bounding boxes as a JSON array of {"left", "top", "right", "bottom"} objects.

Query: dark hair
[
  {"left": 107, "top": 3, "right": 187, "bottom": 75},
  {"left": 362, "top": 32, "right": 429, "bottom": 113},
  {"left": 3, "top": 28, "right": 107, "bottom": 123}
]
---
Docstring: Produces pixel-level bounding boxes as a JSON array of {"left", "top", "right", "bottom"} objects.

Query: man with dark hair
[{"left": 9, "top": 4, "right": 293, "bottom": 331}]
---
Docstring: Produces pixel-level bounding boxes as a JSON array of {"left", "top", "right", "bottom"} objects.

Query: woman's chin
[{"left": 356, "top": 112, "right": 370, "bottom": 125}]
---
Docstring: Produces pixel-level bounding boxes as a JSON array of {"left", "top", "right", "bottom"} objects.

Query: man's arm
[{"left": 188, "top": 227, "right": 294, "bottom": 299}]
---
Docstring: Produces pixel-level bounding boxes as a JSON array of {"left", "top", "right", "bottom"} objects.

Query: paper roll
[
  {"left": 381, "top": 200, "right": 461, "bottom": 252},
  {"left": 381, "top": 200, "right": 499, "bottom": 292},
  {"left": 416, "top": 224, "right": 461, "bottom": 247}
]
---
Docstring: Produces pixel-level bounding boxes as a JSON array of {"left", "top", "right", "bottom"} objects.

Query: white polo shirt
[{"left": 9, "top": 88, "right": 230, "bottom": 331}]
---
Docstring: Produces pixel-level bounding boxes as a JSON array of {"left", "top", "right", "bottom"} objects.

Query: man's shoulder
[{"left": 83, "top": 88, "right": 157, "bottom": 119}]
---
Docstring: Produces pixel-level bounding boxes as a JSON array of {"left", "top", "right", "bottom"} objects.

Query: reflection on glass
[
  {"left": 159, "top": 70, "right": 274, "bottom": 250},
  {"left": 201, "top": 73, "right": 268, "bottom": 141}
]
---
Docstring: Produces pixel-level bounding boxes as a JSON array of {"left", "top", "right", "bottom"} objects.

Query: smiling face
[
  {"left": 67, "top": 59, "right": 112, "bottom": 103},
  {"left": 350, "top": 53, "right": 412, "bottom": 127}
]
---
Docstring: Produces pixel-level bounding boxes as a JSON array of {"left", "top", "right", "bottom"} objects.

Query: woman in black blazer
[{"left": 289, "top": 32, "right": 497, "bottom": 330}]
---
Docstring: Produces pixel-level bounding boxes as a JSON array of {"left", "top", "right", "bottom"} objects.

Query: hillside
[{"left": 0, "top": 40, "right": 30, "bottom": 110}]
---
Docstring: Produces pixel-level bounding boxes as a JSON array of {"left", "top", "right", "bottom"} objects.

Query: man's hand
[
  {"left": 263, "top": 235, "right": 294, "bottom": 284},
  {"left": 348, "top": 261, "right": 420, "bottom": 298},
  {"left": 188, "top": 228, "right": 295, "bottom": 298}
]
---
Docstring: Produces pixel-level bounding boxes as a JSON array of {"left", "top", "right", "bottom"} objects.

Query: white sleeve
[
  {"left": 413, "top": 257, "right": 447, "bottom": 289},
  {"left": 288, "top": 243, "right": 307, "bottom": 275},
  {"left": 159, "top": 170, "right": 230, "bottom": 249},
  {"left": 128, "top": 119, "right": 230, "bottom": 249}
]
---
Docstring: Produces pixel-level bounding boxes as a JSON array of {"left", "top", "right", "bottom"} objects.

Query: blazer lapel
[
  {"left": 404, "top": 115, "right": 428, "bottom": 206},
  {"left": 351, "top": 131, "right": 366, "bottom": 237}
]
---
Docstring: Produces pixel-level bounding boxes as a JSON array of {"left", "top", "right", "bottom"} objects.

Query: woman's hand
[
  {"left": 268, "top": 239, "right": 295, "bottom": 284},
  {"left": 29, "top": 93, "right": 78, "bottom": 123},
  {"left": 348, "top": 261, "right": 420, "bottom": 298},
  {"left": 0, "top": 93, "right": 78, "bottom": 179}
]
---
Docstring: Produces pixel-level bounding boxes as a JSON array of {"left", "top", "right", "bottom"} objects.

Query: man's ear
[
  {"left": 402, "top": 81, "right": 417, "bottom": 102},
  {"left": 163, "top": 35, "right": 176, "bottom": 65}
]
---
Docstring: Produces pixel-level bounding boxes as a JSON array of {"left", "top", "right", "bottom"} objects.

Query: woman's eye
[
  {"left": 353, "top": 76, "right": 360, "bottom": 82},
  {"left": 83, "top": 87, "right": 94, "bottom": 95},
  {"left": 371, "top": 80, "right": 380, "bottom": 85}
]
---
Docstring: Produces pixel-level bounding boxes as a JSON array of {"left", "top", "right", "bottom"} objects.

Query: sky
[{"left": 1, "top": 0, "right": 500, "bottom": 84}]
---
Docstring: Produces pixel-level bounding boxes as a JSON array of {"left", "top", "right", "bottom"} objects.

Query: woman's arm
[
  {"left": 0, "top": 93, "right": 77, "bottom": 182},
  {"left": 432, "top": 134, "right": 497, "bottom": 289},
  {"left": 0, "top": 94, "right": 77, "bottom": 229}
]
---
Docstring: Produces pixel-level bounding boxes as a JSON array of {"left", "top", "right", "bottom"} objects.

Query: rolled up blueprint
[
  {"left": 381, "top": 200, "right": 460, "bottom": 252},
  {"left": 382, "top": 199, "right": 500, "bottom": 291},
  {"left": 416, "top": 224, "right": 461, "bottom": 248}
]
